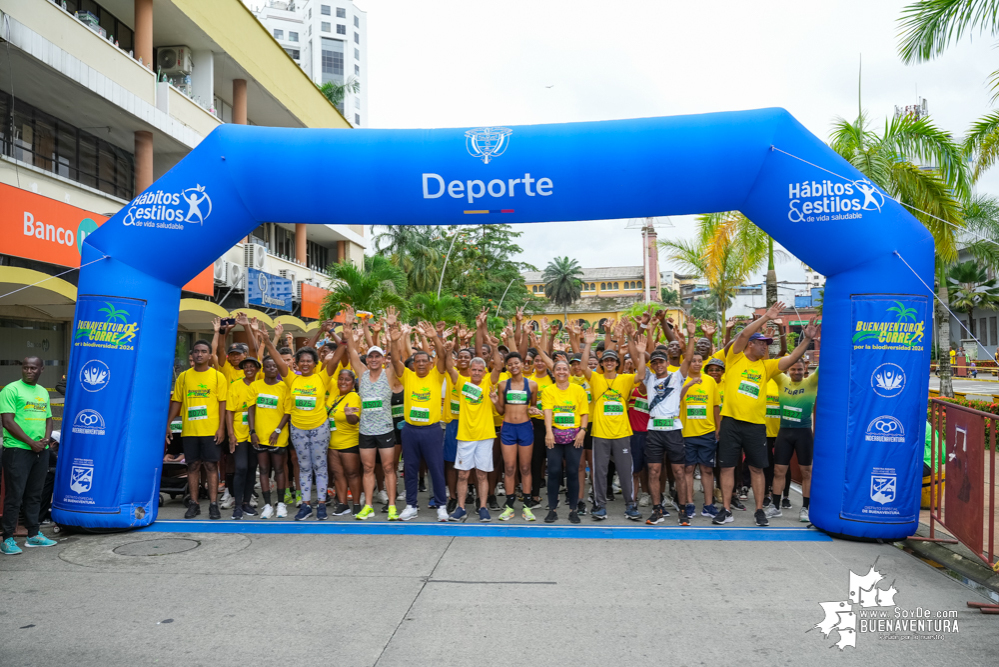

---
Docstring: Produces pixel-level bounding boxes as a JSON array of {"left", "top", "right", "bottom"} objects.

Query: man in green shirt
[{"left": 1, "top": 357, "right": 57, "bottom": 555}]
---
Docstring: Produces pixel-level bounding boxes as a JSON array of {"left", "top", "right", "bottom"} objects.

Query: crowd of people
[{"left": 163, "top": 303, "right": 820, "bottom": 528}]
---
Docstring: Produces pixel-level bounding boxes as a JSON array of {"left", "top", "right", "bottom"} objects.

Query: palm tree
[
  {"left": 319, "top": 77, "right": 361, "bottom": 114},
  {"left": 370, "top": 225, "right": 443, "bottom": 294},
  {"left": 410, "top": 292, "right": 463, "bottom": 324},
  {"left": 830, "top": 110, "right": 969, "bottom": 396},
  {"left": 948, "top": 261, "right": 999, "bottom": 339},
  {"left": 320, "top": 255, "right": 406, "bottom": 319},
  {"left": 541, "top": 256, "right": 584, "bottom": 324},
  {"left": 690, "top": 297, "right": 718, "bottom": 321}
]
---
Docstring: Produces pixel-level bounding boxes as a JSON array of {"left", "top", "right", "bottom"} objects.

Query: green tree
[
  {"left": 409, "top": 292, "right": 463, "bottom": 324},
  {"left": 690, "top": 297, "right": 719, "bottom": 321},
  {"left": 542, "top": 256, "right": 584, "bottom": 324},
  {"left": 948, "top": 260, "right": 999, "bottom": 338},
  {"left": 320, "top": 255, "right": 406, "bottom": 319},
  {"left": 660, "top": 286, "right": 680, "bottom": 306},
  {"left": 319, "top": 77, "right": 361, "bottom": 113}
]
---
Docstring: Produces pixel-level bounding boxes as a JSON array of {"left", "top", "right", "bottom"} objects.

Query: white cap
[{"left": 367, "top": 346, "right": 386, "bottom": 356}]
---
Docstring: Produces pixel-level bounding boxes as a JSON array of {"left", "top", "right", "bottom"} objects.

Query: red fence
[{"left": 918, "top": 399, "right": 997, "bottom": 570}]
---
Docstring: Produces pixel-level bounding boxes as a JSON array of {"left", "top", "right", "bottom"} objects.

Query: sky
[{"left": 259, "top": 0, "right": 999, "bottom": 287}]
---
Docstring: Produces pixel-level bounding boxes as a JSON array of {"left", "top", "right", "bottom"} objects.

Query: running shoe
[
  {"left": 259, "top": 504, "right": 274, "bottom": 520},
  {"left": 496, "top": 482, "right": 506, "bottom": 496},
  {"left": 522, "top": 506, "right": 536, "bottom": 522},
  {"left": 387, "top": 505, "right": 400, "bottom": 521},
  {"left": 646, "top": 507, "right": 664, "bottom": 525},
  {"left": 294, "top": 490, "right": 303, "bottom": 506},
  {"left": 219, "top": 488, "right": 234, "bottom": 509},
  {"left": 355, "top": 505, "right": 375, "bottom": 521},
  {"left": 754, "top": 509, "right": 769, "bottom": 527},
  {"left": 576, "top": 500, "right": 587, "bottom": 516},
  {"left": 295, "top": 504, "right": 313, "bottom": 521},
  {"left": 544, "top": 510, "right": 557, "bottom": 523},
  {"left": 332, "top": 503, "right": 352, "bottom": 516},
  {"left": 232, "top": 506, "right": 243, "bottom": 520},
  {"left": 701, "top": 504, "right": 719, "bottom": 517},
  {"left": 1, "top": 537, "right": 22, "bottom": 555},
  {"left": 762, "top": 494, "right": 772, "bottom": 508},
  {"left": 397, "top": 489, "right": 406, "bottom": 501},
  {"left": 678, "top": 513, "right": 690, "bottom": 526},
  {"left": 376, "top": 489, "right": 389, "bottom": 504},
  {"left": 24, "top": 534, "right": 57, "bottom": 548},
  {"left": 782, "top": 497, "right": 792, "bottom": 509},
  {"left": 419, "top": 478, "right": 426, "bottom": 492},
  {"left": 730, "top": 497, "right": 747, "bottom": 511},
  {"left": 436, "top": 506, "right": 449, "bottom": 522},
  {"left": 799, "top": 507, "right": 810, "bottom": 523},
  {"left": 694, "top": 467, "right": 702, "bottom": 480},
  {"left": 685, "top": 503, "right": 696, "bottom": 519},
  {"left": 446, "top": 497, "right": 458, "bottom": 514},
  {"left": 738, "top": 486, "right": 749, "bottom": 500},
  {"left": 241, "top": 503, "right": 257, "bottom": 517},
  {"left": 712, "top": 508, "right": 734, "bottom": 525},
  {"left": 591, "top": 506, "right": 607, "bottom": 521},
  {"left": 399, "top": 505, "right": 418, "bottom": 521},
  {"left": 449, "top": 507, "right": 468, "bottom": 522},
  {"left": 638, "top": 493, "right": 651, "bottom": 507},
  {"left": 499, "top": 507, "right": 515, "bottom": 521},
  {"left": 209, "top": 503, "right": 221, "bottom": 520},
  {"left": 276, "top": 502, "right": 288, "bottom": 518},
  {"left": 568, "top": 511, "right": 581, "bottom": 524},
  {"left": 660, "top": 505, "right": 671, "bottom": 517},
  {"left": 478, "top": 507, "right": 491, "bottom": 522},
  {"left": 316, "top": 504, "right": 328, "bottom": 521},
  {"left": 283, "top": 489, "right": 293, "bottom": 505},
  {"left": 624, "top": 504, "right": 642, "bottom": 521},
  {"left": 488, "top": 495, "right": 501, "bottom": 512},
  {"left": 184, "top": 502, "right": 201, "bottom": 519},
  {"left": 353, "top": 504, "right": 362, "bottom": 516},
  {"left": 765, "top": 505, "right": 782, "bottom": 518}
]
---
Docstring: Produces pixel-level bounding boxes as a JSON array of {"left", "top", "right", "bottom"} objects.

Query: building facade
[
  {"left": 253, "top": 0, "right": 367, "bottom": 127},
  {"left": 0, "top": 0, "right": 365, "bottom": 386}
]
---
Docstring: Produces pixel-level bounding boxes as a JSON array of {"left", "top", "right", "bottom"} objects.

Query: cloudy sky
[{"left": 297, "top": 1, "right": 998, "bottom": 285}]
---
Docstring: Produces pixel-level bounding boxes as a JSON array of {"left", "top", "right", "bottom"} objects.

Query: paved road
[
  {"left": 2, "top": 489, "right": 997, "bottom": 666},
  {"left": 929, "top": 376, "right": 999, "bottom": 396}
]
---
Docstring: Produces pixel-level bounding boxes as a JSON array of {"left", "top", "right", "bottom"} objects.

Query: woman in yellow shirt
[
  {"left": 248, "top": 355, "right": 291, "bottom": 520},
  {"left": 327, "top": 369, "right": 362, "bottom": 517},
  {"left": 542, "top": 358, "right": 590, "bottom": 524},
  {"left": 225, "top": 357, "right": 261, "bottom": 520},
  {"left": 284, "top": 347, "right": 333, "bottom": 521}
]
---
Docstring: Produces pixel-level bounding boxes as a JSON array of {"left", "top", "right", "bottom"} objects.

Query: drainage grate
[{"left": 113, "top": 538, "right": 200, "bottom": 556}]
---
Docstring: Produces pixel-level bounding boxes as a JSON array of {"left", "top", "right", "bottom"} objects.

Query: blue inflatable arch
[{"left": 53, "top": 108, "right": 934, "bottom": 539}]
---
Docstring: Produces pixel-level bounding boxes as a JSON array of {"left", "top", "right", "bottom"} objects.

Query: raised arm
[
  {"left": 258, "top": 328, "right": 289, "bottom": 378},
  {"left": 474, "top": 307, "right": 488, "bottom": 358},
  {"left": 580, "top": 328, "right": 597, "bottom": 380},
  {"left": 733, "top": 301, "right": 784, "bottom": 355},
  {"left": 777, "top": 319, "right": 820, "bottom": 372},
  {"left": 679, "top": 316, "right": 697, "bottom": 378},
  {"left": 388, "top": 321, "right": 406, "bottom": 377},
  {"left": 341, "top": 307, "right": 366, "bottom": 375},
  {"left": 700, "top": 320, "right": 717, "bottom": 354},
  {"left": 210, "top": 317, "right": 223, "bottom": 371},
  {"left": 656, "top": 310, "right": 678, "bottom": 344},
  {"left": 625, "top": 320, "right": 646, "bottom": 383},
  {"left": 489, "top": 334, "right": 503, "bottom": 384},
  {"left": 442, "top": 338, "right": 458, "bottom": 384},
  {"left": 723, "top": 317, "right": 737, "bottom": 346},
  {"left": 272, "top": 321, "right": 284, "bottom": 350},
  {"left": 306, "top": 319, "right": 332, "bottom": 351},
  {"left": 249, "top": 318, "right": 265, "bottom": 360}
]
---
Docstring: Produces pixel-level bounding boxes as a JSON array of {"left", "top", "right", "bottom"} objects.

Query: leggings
[
  {"left": 291, "top": 423, "right": 330, "bottom": 504},
  {"left": 547, "top": 442, "right": 582, "bottom": 510},
  {"left": 231, "top": 441, "right": 257, "bottom": 505},
  {"left": 531, "top": 419, "right": 546, "bottom": 498}
]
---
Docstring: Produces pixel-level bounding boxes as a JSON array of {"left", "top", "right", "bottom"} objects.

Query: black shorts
[
  {"left": 332, "top": 445, "right": 360, "bottom": 455},
  {"left": 359, "top": 432, "right": 396, "bottom": 449},
  {"left": 183, "top": 435, "right": 221, "bottom": 464},
  {"left": 774, "top": 429, "right": 814, "bottom": 466},
  {"left": 646, "top": 429, "right": 685, "bottom": 465},
  {"left": 717, "top": 417, "right": 767, "bottom": 469},
  {"left": 583, "top": 423, "right": 593, "bottom": 451}
]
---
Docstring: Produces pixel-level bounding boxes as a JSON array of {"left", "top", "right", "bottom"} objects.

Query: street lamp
[{"left": 437, "top": 229, "right": 469, "bottom": 299}]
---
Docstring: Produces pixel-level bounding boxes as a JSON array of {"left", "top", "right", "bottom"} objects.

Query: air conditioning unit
[
  {"left": 279, "top": 269, "right": 297, "bottom": 284},
  {"left": 213, "top": 259, "right": 228, "bottom": 285},
  {"left": 157, "top": 46, "right": 194, "bottom": 76},
  {"left": 293, "top": 280, "right": 303, "bottom": 300},
  {"left": 244, "top": 243, "right": 267, "bottom": 270},
  {"left": 225, "top": 262, "right": 243, "bottom": 288}
]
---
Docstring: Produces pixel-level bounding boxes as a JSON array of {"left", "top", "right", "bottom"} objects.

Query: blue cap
[{"left": 749, "top": 332, "right": 773, "bottom": 343}]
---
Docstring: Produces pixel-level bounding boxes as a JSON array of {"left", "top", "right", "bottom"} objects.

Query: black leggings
[
  {"left": 531, "top": 420, "right": 547, "bottom": 498},
  {"left": 547, "top": 443, "right": 582, "bottom": 510},
  {"left": 232, "top": 441, "right": 257, "bottom": 505}
]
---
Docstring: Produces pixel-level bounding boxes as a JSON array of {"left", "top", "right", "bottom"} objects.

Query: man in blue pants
[{"left": 388, "top": 317, "right": 449, "bottom": 522}]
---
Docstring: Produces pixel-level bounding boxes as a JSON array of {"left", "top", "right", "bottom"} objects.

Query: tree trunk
[{"left": 937, "top": 269, "right": 954, "bottom": 398}]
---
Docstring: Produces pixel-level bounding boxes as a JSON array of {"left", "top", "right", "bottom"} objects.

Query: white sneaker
[
  {"left": 376, "top": 489, "right": 389, "bottom": 504},
  {"left": 359, "top": 493, "right": 366, "bottom": 506},
  {"left": 799, "top": 507, "right": 810, "bottom": 523},
  {"left": 496, "top": 482, "right": 506, "bottom": 496},
  {"left": 437, "top": 506, "right": 449, "bottom": 522},
  {"left": 259, "top": 504, "right": 274, "bottom": 520},
  {"left": 249, "top": 495, "right": 258, "bottom": 508},
  {"left": 397, "top": 489, "right": 407, "bottom": 501},
  {"left": 638, "top": 493, "right": 651, "bottom": 508},
  {"left": 765, "top": 505, "right": 782, "bottom": 518},
  {"left": 399, "top": 505, "right": 418, "bottom": 521},
  {"left": 276, "top": 502, "right": 288, "bottom": 518},
  {"left": 219, "top": 489, "right": 235, "bottom": 509}
]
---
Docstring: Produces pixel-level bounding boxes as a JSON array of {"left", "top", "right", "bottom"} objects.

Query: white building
[
  {"left": 804, "top": 266, "right": 826, "bottom": 291},
  {"left": 253, "top": 0, "right": 367, "bottom": 127}
]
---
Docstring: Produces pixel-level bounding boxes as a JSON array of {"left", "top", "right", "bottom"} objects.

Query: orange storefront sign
[
  {"left": 1, "top": 183, "right": 213, "bottom": 295},
  {"left": 301, "top": 282, "right": 332, "bottom": 320}
]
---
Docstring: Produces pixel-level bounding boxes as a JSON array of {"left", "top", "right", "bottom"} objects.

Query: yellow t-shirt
[
  {"left": 541, "top": 383, "right": 589, "bottom": 430},
  {"left": 680, "top": 374, "right": 720, "bottom": 437},
  {"left": 765, "top": 379, "right": 781, "bottom": 438},
  {"left": 456, "top": 376, "right": 495, "bottom": 441},
  {"left": 248, "top": 378, "right": 291, "bottom": 448},
  {"left": 222, "top": 359, "right": 262, "bottom": 384},
  {"left": 327, "top": 390, "right": 361, "bottom": 450},
  {"left": 171, "top": 368, "right": 228, "bottom": 437},
  {"left": 721, "top": 350, "right": 781, "bottom": 424},
  {"left": 227, "top": 379, "right": 255, "bottom": 442},
  {"left": 530, "top": 372, "right": 554, "bottom": 420},
  {"left": 442, "top": 371, "right": 468, "bottom": 424},
  {"left": 403, "top": 367, "right": 444, "bottom": 426},
  {"left": 284, "top": 370, "right": 331, "bottom": 429},
  {"left": 589, "top": 372, "right": 637, "bottom": 439},
  {"left": 667, "top": 364, "right": 680, "bottom": 374}
]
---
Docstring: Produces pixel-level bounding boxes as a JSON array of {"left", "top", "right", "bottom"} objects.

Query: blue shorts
[
  {"left": 443, "top": 420, "right": 459, "bottom": 462},
  {"left": 630, "top": 431, "right": 647, "bottom": 473},
  {"left": 684, "top": 433, "right": 717, "bottom": 467},
  {"left": 500, "top": 420, "right": 534, "bottom": 447}
]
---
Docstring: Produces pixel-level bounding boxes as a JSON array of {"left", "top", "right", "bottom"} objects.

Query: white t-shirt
[{"left": 644, "top": 371, "right": 685, "bottom": 432}]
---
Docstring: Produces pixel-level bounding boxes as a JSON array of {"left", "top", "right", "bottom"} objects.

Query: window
[
  {"left": 991, "top": 317, "right": 998, "bottom": 347},
  {"left": 321, "top": 5, "right": 331, "bottom": 15},
  {"left": 289, "top": 31, "right": 299, "bottom": 42},
  {"left": 614, "top": 282, "right": 619, "bottom": 289},
  {"left": 981, "top": 318, "right": 988, "bottom": 344},
  {"left": 354, "top": 32, "right": 360, "bottom": 44},
  {"left": 354, "top": 96, "right": 360, "bottom": 108},
  {"left": 273, "top": 225, "right": 295, "bottom": 260},
  {"left": 354, "top": 64, "right": 360, "bottom": 75},
  {"left": 638, "top": 280, "right": 643, "bottom": 288},
  {"left": 336, "top": 24, "right": 346, "bottom": 34},
  {"left": 354, "top": 48, "right": 360, "bottom": 60},
  {"left": 336, "top": 7, "right": 346, "bottom": 17},
  {"left": 284, "top": 48, "right": 301, "bottom": 60},
  {"left": 354, "top": 15, "right": 360, "bottom": 27},
  {"left": 600, "top": 283, "right": 606, "bottom": 290},
  {"left": 321, "top": 22, "right": 331, "bottom": 32},
  {"left": 308, "top": 8, "right": 312, "bottom": 18},
  {"left": 354, "top": 113, "right": 361, "bottom": 125},
  {"left": 274, "top": 28, "right": 284, "bottom": 39},
  {"left": 63, "top": 0, "right": 134, "bottom": 53},
  {"left": 532, "top": 285, "right": 538, "bottom": 293},
  {"left": 306, "top": 240, "right": 330, "bottom": 272},
  {"left": 320, "top": 37, "right": 344, "bottom": 82}
]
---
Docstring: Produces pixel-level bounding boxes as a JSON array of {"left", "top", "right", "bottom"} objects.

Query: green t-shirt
[
  {"left": 0, "top": 380, "right": 52, "bottom": 450},
  {"left": 774, "top": 369, "right": 819, "bottom": 429}
]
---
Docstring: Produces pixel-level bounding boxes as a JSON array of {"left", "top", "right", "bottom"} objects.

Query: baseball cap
[
  {"left": 570, "top": 355, "right": 582, "bottom": 363},
  {"left": 228, "top": 343, "right": 247, "bottom": 354},
  {"left": 705, "top": 358, "right": 725, "bottom": 370},
  {"left": 649, "top": 350, "right": 669, "bottom": 362},
  {"left": 749, "top": 332, "right": 773, "bottom": 343},
  {"left": 239, "top": 356, "right": 262, "bottom": 369},
  {"left": 601, "top": 349, "right": 620, "bottom": 361},
  {"left": 367, "top": 346, "right": 386, "bottom": 356}
]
